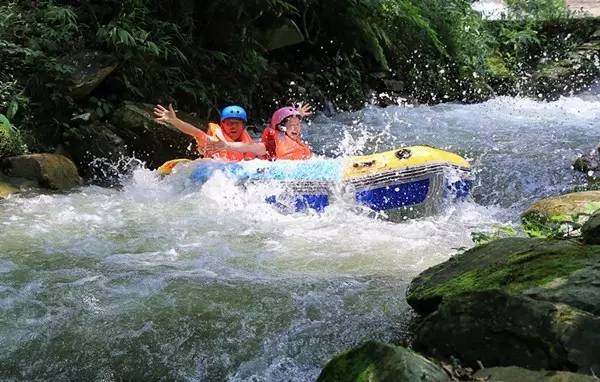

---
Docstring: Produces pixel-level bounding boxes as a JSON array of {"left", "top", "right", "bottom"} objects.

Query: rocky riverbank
[{"left": 318, "top": 187, "right": 600, "bottom": 380}]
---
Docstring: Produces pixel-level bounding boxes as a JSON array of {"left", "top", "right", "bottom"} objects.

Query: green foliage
[
  {"left": 96, "top": 0, "right": 185, "bottom": 62},
  {"left": 522, "top": 214, "right": 586, "bottom": 239},
  {"left": 471, "top": 224, "right": 520, "bottom": 245},
  {"left": 0, "top": 113, "right": 27, "bottom": 158},
  {"left": 505, "top": 0, "right": 567, "bottom": 20},
  {"left": 0, "top": 2, "right": 77, "bottom": 74},
  {"left": 499, "top": 24, "right": 542, "bottom": 57}
]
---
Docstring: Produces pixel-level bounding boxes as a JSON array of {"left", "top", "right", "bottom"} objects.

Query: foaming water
[
  {"left": 310, "top": 95, "right": 600, "bottom": 211},
  {"left": 1, "top": 94, "right": 599, "bottom": 380}
]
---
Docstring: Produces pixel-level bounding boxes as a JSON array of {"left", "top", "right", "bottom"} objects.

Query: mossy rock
[
  {"left": 317, "top": 341, "right": 449, "bottom": 382},
  {"left": 522, "top": 191, "right": 600, "bottom": 238},
  {"left": 406, "top": 238, "right": 600, "bottom": 316},
  {"left": 0, "top": 181, "right": 18, "bottom": 199},
  {"left": 0, "top": 120, "right": 26, "bottom": 159},
  {"left": 474, "top": 367, "right": 598, "bottom": 382},
  {"left": 1, "top": 154, "right": 81, "bottom": 190},
  {"left": 413, "top": 290, "right": 600, "bottom": 374}
]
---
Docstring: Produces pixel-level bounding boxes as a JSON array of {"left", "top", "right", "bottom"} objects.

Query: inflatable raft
[{"left": 159, "top": 145, "right": 471, "bottom": 217}]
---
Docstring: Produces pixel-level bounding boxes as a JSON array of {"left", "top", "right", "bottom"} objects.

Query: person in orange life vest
[
  {"left": 153, "top": 104, "right": 256, "bottom": 161},
  {"left": 207, "top": 104, "right": 313, "bottom": 160}
]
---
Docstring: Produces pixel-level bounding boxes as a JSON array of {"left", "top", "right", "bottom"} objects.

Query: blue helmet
[{"left": 220, "top": 105, "right": 247, "bottom": 122}]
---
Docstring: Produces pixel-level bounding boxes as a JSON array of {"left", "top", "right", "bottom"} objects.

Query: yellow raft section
[
  {"left": 157, "top": 145, "right": 470, "bottom": 177},
  {"left": 342, "top": 145, "right": 470, "bottom": 179}
]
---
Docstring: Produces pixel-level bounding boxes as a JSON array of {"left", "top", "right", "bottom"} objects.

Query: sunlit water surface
[{"left": 1, "top": 95, "right": 599, "bottom": 381}]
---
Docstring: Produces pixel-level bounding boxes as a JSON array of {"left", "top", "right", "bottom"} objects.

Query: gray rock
[
  {"left": 582, "top": 212, "right": 600, "bottom": 245},
  {"left": 67, "top": 51, "right": 118, "bottom": 99},
  {"left": 64, "top": 122, "right": 129, "bottom": 183},
  {"left": 524, "top": 264, "right": 600, "bottom": 315},
  {"left": 413, "top": 290, "right": 600, "bottom": 374}
]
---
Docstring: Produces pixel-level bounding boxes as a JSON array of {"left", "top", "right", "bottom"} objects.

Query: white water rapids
[{"left": 1, "top": 95, "right": 599, "bottom": 380}]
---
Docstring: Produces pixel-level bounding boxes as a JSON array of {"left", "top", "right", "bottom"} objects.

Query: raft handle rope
[
  {"left": 395, "top": 148, "right": 412, "bottom": 160},
  {"left": 353, "top": 160, "right": 376, "bottom": 168}
]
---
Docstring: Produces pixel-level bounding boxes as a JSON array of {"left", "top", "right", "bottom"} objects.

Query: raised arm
[{"left": 154, "top": 104, "right": 212, "bottom": 139}]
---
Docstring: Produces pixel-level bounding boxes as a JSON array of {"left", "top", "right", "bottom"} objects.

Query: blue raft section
[{"left": 190, "top": 159, "right": 470, "bottom": 213}]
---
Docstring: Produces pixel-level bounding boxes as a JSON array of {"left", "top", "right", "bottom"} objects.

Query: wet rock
[
  {"left": 573, "top": 150, "right": 600, "bottom": 174},
  {"left": 473, "top": 366, "right": 597, "bottom": 381},
  {"left": 522, "top": 191, "right": 600, "bottom": 238},
  {"left": 406, "top": 238, "right": 600, "bottom": 316},
  {"left": 111, "top": 101, "right": 198, "bottom": 168},
  {"left": 68, "top": 51, "right": 118, "bottom": 99},
  {"left": 317, "top": 341, "right": 449, "bottom": 382},
  {"left": 0, "top": 118, "right": 26, "bottom": 159},
  {"left": 0, "top": 181, "right": 18, "bottom": 199},
  {"left": 64, "top": 121, "right": 128, "bottom": 183},
  {"left": 582, "top": 211, "right": 600, "bottom": 244},
  {"left": 413, "top": 290, "right": 600, "bottom": 374},
  {"left": 1, "top": 154, "right": 81, "bottom": 190}
]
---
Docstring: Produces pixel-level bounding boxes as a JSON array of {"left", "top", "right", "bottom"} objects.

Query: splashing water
[{"left": 1, "top": 95, "right": 599, "bottom": 380}]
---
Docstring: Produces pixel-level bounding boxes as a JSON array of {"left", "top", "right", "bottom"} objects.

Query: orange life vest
[
  {"left": 262, "top": 128, "right": 312, "bottom": 160},
  {"left": 195, "top": 123, "right": 256, "bottom": 161}
]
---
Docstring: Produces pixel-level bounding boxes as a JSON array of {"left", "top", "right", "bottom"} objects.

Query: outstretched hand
[
  {"left": 153, "top": 104, "right": 177, "bottom": 126},
  {"left": 297, "top": 102, "right": 313, "bottom": 118},
  {"left": 204, "top": 137, "right": 227, "bottom": 153}
]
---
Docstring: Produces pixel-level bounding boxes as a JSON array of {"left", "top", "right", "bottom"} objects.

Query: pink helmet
[{"left": 271, "top": 107, "right": 301, "bottom": 130}]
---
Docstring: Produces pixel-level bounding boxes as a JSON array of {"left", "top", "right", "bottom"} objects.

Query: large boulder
[
  {"left": 63, "top": 121, "right": 128, "bottom": 184},
  {"left": 1, "top": 154, "right": 81, "bottom": 190},
  {"left": 407, "top": 238, "right": 600, "bottom": 316},
  {"left": 111, "top": 102, "right": 198, "bottom": 168},
  {"left": 413, "top": 290, "right": 600, "bottom": 374},
  {"left": 67, "top": 51, "right": 118, "bottom": 99},
  {"left": 473, "top": 366, "right": 597, "bottom": 381},
  {"left": 522, "top": 191, "right": 600, "bottom": 238},
  {"left": 317, "top": 341, "right": 449, "bottom": 382}
]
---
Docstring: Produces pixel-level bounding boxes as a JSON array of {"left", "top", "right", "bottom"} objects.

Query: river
[{"left": 1, "top": 95, "right": 599, "bottom": 381}]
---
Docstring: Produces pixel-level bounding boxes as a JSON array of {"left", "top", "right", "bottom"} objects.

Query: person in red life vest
[
  {"left": 153, "top": 104, "right": 256, "bottom": 161},
  {"left": 207, "top": 104, "right": 313, "bottom": 160}
]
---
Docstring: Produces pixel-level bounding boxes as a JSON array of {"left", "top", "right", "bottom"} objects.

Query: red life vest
[
  {"left": 195, "top": 123, "right": 256, "bottom": 161},
  {"left": 261, "top": 127, "right": 312, "bottom": 160}
]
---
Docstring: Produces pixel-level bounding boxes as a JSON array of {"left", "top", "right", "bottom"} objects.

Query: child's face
[
  {"left": 283, "top": 116, "right": 302, "bottom": 140},
  {"left": 221, "top": 119, "right": 245, "bottom": 140}
]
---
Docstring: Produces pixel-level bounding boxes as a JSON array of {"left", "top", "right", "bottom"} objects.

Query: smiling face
[
  {"left": 220, "top": 119, "right": 245, "bottom": 141},
  {"left": 281, "top": 116, "right": 302, "bottom": 141}
]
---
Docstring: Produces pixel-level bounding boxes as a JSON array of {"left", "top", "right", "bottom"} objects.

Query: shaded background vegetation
[{"left": 1, "top": 0, "right": 599, "bottom": 166}]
